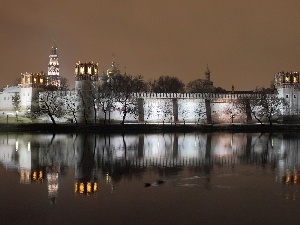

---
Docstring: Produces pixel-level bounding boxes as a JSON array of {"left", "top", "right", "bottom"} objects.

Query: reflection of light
[
  {"left": 75, "top": 183, "right": 78, "bottom": 193},
  {"left": 87, "top": 182, "right": 91, "bottom": 193},
  {"left": 106, "top": 173, "right": 111, "bottom": 183},
  {"left": 16, "top": 141, "right": 18, "bottom": 151},
  {"left": 20, "top": 169, "right": 31, "bottom": 184},
  {"left": 27, "top": 142, "right": 31, "bottom": 151},
  {"left": 39, "top": 171, "right": 43, "bottom": 180},
  {"left": 294, "top": 168, "right": 298, "bottom": 184},
  {"left": 75, "top": 182, "right": 98, "bottom": 195},
  {"left": 271, "top": 139, "right": 274, "bottom": 148},
  {"left": 79, "top": 183, "right": 84, "bottom": 194},
  {"left": 286, "top": 169, "right": 291, "bottom": 184},
  {"left": 33, "top": 171, "right": 37, "bottom": 180}
]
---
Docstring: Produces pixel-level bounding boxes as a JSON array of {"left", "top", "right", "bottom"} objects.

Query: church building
[{"left": 0, "top": 44, "right": 299, "bottom": 124}]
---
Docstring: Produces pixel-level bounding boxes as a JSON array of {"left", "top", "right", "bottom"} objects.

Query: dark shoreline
[{"left": 1, "top": 123, "right": 300, "bottom": 133}]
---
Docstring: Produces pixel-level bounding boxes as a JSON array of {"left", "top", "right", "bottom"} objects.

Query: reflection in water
[
  {"left": 47, "top": 165, "right": 59, "bottom": 204},
  {"left": 74, "top": 135, "right": 98, "bottom": 196},
  {"left": 1, "top": 132, "right": 300, "bottom": 201}
]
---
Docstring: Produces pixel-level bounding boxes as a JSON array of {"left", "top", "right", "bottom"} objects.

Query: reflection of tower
[
  {"left": 47, "top": 165, "right": 59, "bottom": 204},
  {"left": 17, "top": 140, "right": 44, "bottom": 184},
  {"left": 74, "top": 135, "right": 98, "bottom": 196},
  {"left": 19, "top": 141, "right": 32, "bottom": 184}
]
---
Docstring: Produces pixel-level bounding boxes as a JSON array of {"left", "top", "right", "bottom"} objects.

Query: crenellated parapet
[
  {"left": 274, "top": 71, "right": 300, "bottom": 88},
  {"left": 19, "top": 71, "right": 46, "bottom": 88},
  {"left": 75, "top": 61, "right": 99, "bottom": 81},
  {"left": 133, "top": 92, "right": 263, "bottom": 100}
]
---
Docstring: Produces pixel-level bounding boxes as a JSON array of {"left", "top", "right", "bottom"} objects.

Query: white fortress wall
[{"left": 177, "top": 98, "right": 206, "bottom": 123}]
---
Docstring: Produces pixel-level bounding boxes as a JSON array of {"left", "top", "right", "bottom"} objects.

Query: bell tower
[
  {"left": 46, "top": 41, "right": 60, "bottom": 88},
  {"left": 205, "top": 65, "right": 211, "bottom": 82},
  {"left": 48, "top": 41, "right": 59, "bottom": 76}
]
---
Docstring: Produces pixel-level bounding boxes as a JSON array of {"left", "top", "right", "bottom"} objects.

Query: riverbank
[{"left": 1, "top": 123, "right": 300, "bottom": 133}]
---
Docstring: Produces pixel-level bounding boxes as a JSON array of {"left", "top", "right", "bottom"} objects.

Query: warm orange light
[
  {"left": 75, "top": 182, "right": 78, "bottom": 193},
  {"left": 79, "top": 183, "right": 84, "bottom": 194},
  {"left": 286, "top": 170, "right": 291, "bottom": 184},
  {"left": 33, "top": 171, "right": 37, "bottom": 180},
  {"left": 87, "top": 182, "right": 91, "bottom": 193}
]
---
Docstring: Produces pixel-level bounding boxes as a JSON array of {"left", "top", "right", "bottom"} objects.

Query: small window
[
  {"left": 286, "top": 94, "right": 289, "bottom": 98},
  {"left": 294, "top": 94, "right": 297, "bottom": 98},
  {"left": 4, "top": 97, "right": 6, "bottom": 100}
]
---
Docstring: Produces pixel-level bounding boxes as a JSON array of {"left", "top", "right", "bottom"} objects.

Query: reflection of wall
[{"left": 2, "top": 132, "right": 300, "bottom": 179}]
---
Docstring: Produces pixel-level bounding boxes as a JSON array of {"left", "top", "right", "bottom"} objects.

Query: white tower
[
  {"left": 75, "top": 61, "right": 99, "bottom": 123},
  {"left": 274, "top": 71, "right": 300, "bottom": 115},
  {"left": 19, "top": 71, "right": 45, "bottom": 112},
  {"left": 46, "top": 42, "right": 60, "bottom": 88}
]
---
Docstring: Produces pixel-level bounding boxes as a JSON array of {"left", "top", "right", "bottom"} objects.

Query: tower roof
[
  {"left": 51, "top": 40, "right": 58, "bottom": 55},
  {"left": 205, "top": 65, "right": 211, "bottom": 75},
  {"left": 107, "top": 61, "right": 120, "bottom": 76}
]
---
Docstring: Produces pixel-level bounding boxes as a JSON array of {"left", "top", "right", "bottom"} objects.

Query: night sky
[{"left": 2, "top": 0, "right": 300, "bottom": 90}]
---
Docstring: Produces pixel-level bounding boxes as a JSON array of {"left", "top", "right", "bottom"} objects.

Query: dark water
[{"left": 1, "top": 132, "right": 300, "bottom": 225}]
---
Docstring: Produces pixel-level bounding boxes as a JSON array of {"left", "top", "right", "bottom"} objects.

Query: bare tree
[
  {"left": 186, "top": 79, "right": 227, "bottom": 93},
  {"left": 257, "top": 94, "right": 288, "bottom": 125},
  {"left": 222, "top": 103, "right": 239, "bottom": 123},
  {"left": 235, "top": 91, "right": 287, "bottom": 125},
  {"left": 194, "top": 100, "right": 207, "bottom": 123},
  {"left": 156, "top": 99, "right": 173, "bottom": 123},
  {"left": 60, "top": 77, "right": 70, "bottom": 91},
  {"left": 149, "top": 76, "right": 185, "bottom": 93},
  {"left": 76, "top": 81, "right": 99, "bottom": 124},
  {"left": 186, "top": 79, "right": 213, "bottom": 93},
  {"left": 113, "top": 74, "right": 140, "bottom": 124},
  {"left": 98, "top": 79, "right": 114, "bottom": 124},
  {"left": 235, "top": 98, "right": 254, "bottom": 123},
  {"left": 39, "top": 91, "right": 64, "bottom": 124},
  {"left": 63, "top": 93, "right": 78, "bottom": 124},
  {"left": 12, "top": 93, "right": 21, "bottom": 121}
]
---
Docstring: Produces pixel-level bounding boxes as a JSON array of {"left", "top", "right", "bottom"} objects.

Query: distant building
[
  {"left": 0, "top": 44, "right": 299, "bottom": 124},
  {"left": 0, "top": 85, "right": 20, "bottom": 112}
]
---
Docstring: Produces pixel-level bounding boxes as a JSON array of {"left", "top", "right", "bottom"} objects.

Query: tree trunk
[
  {"left": 268, "top": 116, "right": 273, "bottom": 126},
  {"left": 104, "top": 111, "right": 107, "bottom": 124},
  {"left": 252, "top": 112, "right": 263, "bottom": 125},
  {"left": 72, "top": 111, "right": 78, "bottom": 124},
  {"left": 48, "top": 112, "right": 56, "bottom": 125},
  {"left": 94, "top": 107, "right": 97, "bottom": 123}
]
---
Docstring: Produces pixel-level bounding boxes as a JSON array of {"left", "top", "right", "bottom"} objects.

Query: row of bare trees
[
  {"left": 228, "top": 91, "right": 288, "bottom": 125},
  {"left": 12, "top": 75, "right": 289, "bottom": 125}
]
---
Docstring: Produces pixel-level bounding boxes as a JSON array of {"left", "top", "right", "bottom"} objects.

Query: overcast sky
[{"left": 2, "top": 0, "right": 300, "bottom": 90}]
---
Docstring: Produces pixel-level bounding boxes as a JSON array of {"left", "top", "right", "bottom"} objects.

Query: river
[{"left": 0, "top": 132, "right": 300, "bottom": 225}]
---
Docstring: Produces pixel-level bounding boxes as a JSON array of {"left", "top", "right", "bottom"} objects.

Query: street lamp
[{"left": 231, "top": 113, "right": 234, "bottom": 124}]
